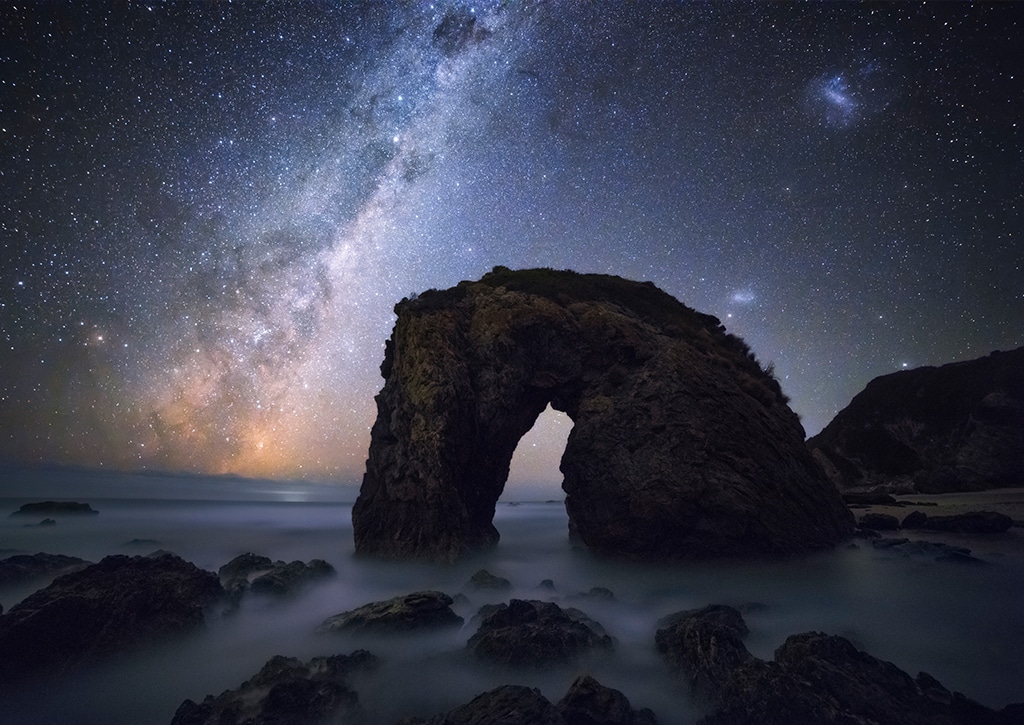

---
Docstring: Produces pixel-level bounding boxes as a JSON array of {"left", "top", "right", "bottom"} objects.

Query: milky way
[{"left": 2, "top": 2, "right": 1022, "bottom": 486}]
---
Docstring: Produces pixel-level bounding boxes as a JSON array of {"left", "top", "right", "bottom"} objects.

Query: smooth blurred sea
[{"left": 1, "top": 467, "right": 1022, "bottom": 724}]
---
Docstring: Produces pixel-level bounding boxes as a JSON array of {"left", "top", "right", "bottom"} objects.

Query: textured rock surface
[
  {"left": 218, "top": 553, "right": 334, "bottom": 602},
  {"left": 809, "top": 348, "right": 1024, "bottom": 493},
  {"left": 400, "top": 677, "right": 658, "bottom": 725},
  {"left": 317, "top": 590, "right": 463, "bottom": 634},
  {"left": 171, "top": 650, "right": 376, "bottom": 725},
  {"left": 354, "top": 267, "right": 852, "bottom": 561},
  {"left": 467, "top": 598, "right": 612, "bottom": 667},
  {"left": 656, "top": 605, "right": 1021, "bottom": 725},
  {"left": 0, "top": 553, "right": 223, "bottom": 683},
  {"left": 0, "top": 552, "right": 91, "bottom": 588}
]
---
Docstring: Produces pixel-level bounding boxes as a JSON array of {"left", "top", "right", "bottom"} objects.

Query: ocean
[{"left": 1, "top": 468, "right": 1022, "bottom": 724}]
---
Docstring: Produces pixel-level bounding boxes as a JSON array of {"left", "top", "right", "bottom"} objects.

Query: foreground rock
[
  {"left": 171, "top": 650, "right": 376, "bottom": 725},
  {"left": 656, "top": 604, "right": 1021, "bottom": 725},
  {"left": 467, "top": 598, "right": 612, "bottom": 667},
  {"left": 317, "top": 591, "right": 463, "bottom": 635},
  {"left": 218, "top": 553, "right": 334, "bottom": 601},
  {"left": 809, "top": 347, "right": 1024, "bottom": 494},
  {"left": 0, "top": 553, "right": 223, "bottom": 683},
  {"left": 355, "top": 267, "right": 852, "bottom": 562},
  {"left": 400, "top": 676, "right": 656, "bottom": 725},
  {"left": 909, "top": 511, "right": 1013, "bottom": 534},
  {"left": 0, "top": 552, "right": 91, "bottom": 588},
  {"left": 9, "top": 501, "right": 99, "bottom": 517}
]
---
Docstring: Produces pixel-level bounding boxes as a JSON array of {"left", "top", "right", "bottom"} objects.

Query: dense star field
[{"left": 1, "top": 2, "right": 1021, "bottom": 483}]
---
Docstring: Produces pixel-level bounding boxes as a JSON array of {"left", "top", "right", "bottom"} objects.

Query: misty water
[{"left": 2, "top": 468, "right": 1023, "bottom": 724}]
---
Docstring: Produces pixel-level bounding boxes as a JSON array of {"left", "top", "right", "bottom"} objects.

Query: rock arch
[{"left": 353, "top": 268, "right": 852, "bottom": 562}]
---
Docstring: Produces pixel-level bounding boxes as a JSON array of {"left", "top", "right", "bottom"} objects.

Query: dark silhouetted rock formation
[
  {"left": 0, "top": 552, "right": 91, "bottom": 589},
  {"left": 9, "top": 501, "right": 99, "bottom": 517},
  {"left": 400, "top": 677, "right": 657, "bottom": 725},
  {"left": 656, "top": 604, "right": 1022, "bottom": 725},
  {"left": 467, "top": 598, "right": 612, "bottom": 667},
  {"left": 171, "top": 650, "right": 376, "bottom": 725},
  {"left": 354, "top": 267, "right": 852, "bottom": 562},
  {"left": 0, "top": 553, "right": 223, "bottom": 684},
  {"left": 317, "top": 591, "right": 463, "bottom": 635},
  {"left": 809, "top": 348, "right": 1024, "bottom": 494},
  {"left": 218, "top": 553, "right": 334, "bottom": 603}
]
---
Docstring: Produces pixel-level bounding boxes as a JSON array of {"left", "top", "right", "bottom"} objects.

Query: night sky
[{"left": 2, "top": 2, "right": 1021, "bottom": 488}]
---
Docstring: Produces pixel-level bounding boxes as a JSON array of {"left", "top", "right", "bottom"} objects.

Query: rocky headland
[
  {"left": 809, "top": 348, "right": 1024, "bottom": 494},
  {"left": 354, "top": 267, "right": 852, "bottom": 562}
]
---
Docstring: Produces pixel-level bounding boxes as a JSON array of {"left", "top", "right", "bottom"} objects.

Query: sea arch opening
[{"left": 501, "top": 404, "right": 572, "bottom": 503}]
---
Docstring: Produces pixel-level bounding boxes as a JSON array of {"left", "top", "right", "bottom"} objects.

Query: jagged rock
[
  {"left": 809, "top": 348, "right": 1024, "bottom": 494},
  {"left": 919, "top": 511, "right": 1013, "bottom": 534},
  {"left": 218, "top": 554, "right": 334, "bottom": 601},
  {"left": 400, "top": 677, "right": 657, "bottom": 725},
  {"left": 465, "top": 569, "right": 512, "bottom": 591},
  {"left": 354, "top": 267, "right": 852, "bottom": 562},
  {"left": 557, "top": 674, "right": 658, "bottom": 725},
  {"left": 0, "top": 553, "right": 223, "bottom": 683},
  {"left": 657, "top": 605, "right": 1020, "bottom": 725},
  {"left": 9, "top": 501, "right": 98, "bottom": 517},
  {"left": 858, "top": 513, "right": 901, "bottom": 531},
  {"left": 171, "top": 650, "right": 376, "bottom": 725},
  {"left": 317, "top": 591, "right": 463, "bottom": 634},
  {"left": 467, "top": 598, "right": 613, "bottom": 667},
  {"left": 401, "top": 684, "right": 564, "bottom": 725},
  {"left": 0, "top": 553, "right": 91, "bottom": 588}
]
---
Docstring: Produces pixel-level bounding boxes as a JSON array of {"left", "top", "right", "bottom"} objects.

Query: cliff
[{"left": 809, "top": 348, "right": 1024, "bottom": 493}]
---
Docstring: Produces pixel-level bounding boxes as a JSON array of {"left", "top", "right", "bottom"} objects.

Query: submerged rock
[
  {"left": 656, "top": 604, "right": 1020, "bottom": 725},
  {"left": 354, "top": 267, "right": 852, "bottom": 562},
  {"left": 218, "top": 553, "right": 334, "bottom": 601},
  {"left": 0, "top": 552, "right": 91, "bottom": 589},
  {"left": 317, "top": 591, "right": 463, "bottom": 635},
  {"left": 467, "top": 598, "right": 613, "bottom": 667},
  {"left": 918, "top": 511, "right": 1013, "bottom": 534},
  {"left": 171, "top": 650, "right": 376, "bottom": 725},
  {"left": 9, "top": 501, "right": 98, "bottom": 517},
  {"left": 465, "top": 569, "right": 512, "bottom": 591},
  {"left": 0, "top": 553, "right": 223, "bottom": 684},
  {"left": 809, "top": 347, "right": 1024, "bottom": 494}
]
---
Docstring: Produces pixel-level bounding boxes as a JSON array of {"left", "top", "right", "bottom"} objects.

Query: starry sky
[{"left": 2, "top": 2, "right": 1022, "bottom": 491}]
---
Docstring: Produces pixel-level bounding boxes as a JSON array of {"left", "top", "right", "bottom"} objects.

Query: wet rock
[
  {"left": 31, "top": 518, "right": 57, "bottom": 527},
  {"left": 858, "top": 513, "right": 901, "bottom": 530},
  {"left": 171, "top": 650, "right": 376, "bottom": 725},
  {"left": 354, "top": 268, "right": 853, "bottom": 562},
  {"left": 557, "top": 674, "right": 658, "bottom": 725},
  {"left": 809, "top": 347, "right": 1024, "bottom": 494},
  {"left": 467, "top": 599, "right": 612, "bottom": 667},
  {"left": 317, "top": 591, "right": 463, "bottom": 635},
  {"left": 902, "top": 510, "right": 929, "bottom": 529},
  {"left": 654, "top": 604, "right": 752, "bottom": 702},
  {"left": 569, "top": 586, "right": 615, "bottom": 602},
  {"left": 0, "top": 553, "right": 223, "bottom": 683},
  {"left": 0, "top": 553, "right": 91, "bottom": 588},
  {"left": 218, "top": 554, "right": 334, "bottom": 600},
  {"left": 9, "top": 501, "right": 98, "bottom": 517},
  {"left": 657, "top": 605, "right": 1019, "bottom": 725},
  {"left": 465, "top": 569, "right": 512, "bottom": 591},
  {"left": 920, "top": 511, "right": 1013, "bottom": 534},
  {"left": 401, "top": 684, "right": 564, "bottom": 725}
]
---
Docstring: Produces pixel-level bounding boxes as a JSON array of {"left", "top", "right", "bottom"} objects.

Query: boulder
[
  {"left": 218, "top": 553, "right": 334, "bottom": 600},
  {"left": 9, "top": 501, "right": 98, "bottom": 517},
  {"left": 858, "top": 513, "right": 901, "bottom": 531},
  {"left": 465, "top": 569, "right": 512, "bottom": 591},
  {"left": 0, "top": 553, "right": 91, "bottom": 588},
  {"left": 901, "top": 510, "right": 929, "bottom": 529},
  {"left": 0, "top": 553, "right": 223, "bottom": 683},
  {"left": 171, "top": 650, "right": 376, "bottom": 725},
  {"left": 919, "top": 511, "right": 1013, "bottom": 534},
  {"left": 557, "top": 674, "right": 658, "bottom": 725},
  {"left": 656, "top": 604, "right": 1020, "bottom": 725},
  {"left": 400, "top": 677, "right": 657, "bottom": 725},
  {"left": 467, "top": 598, "right": 612, "bottom": 667},
  {"left": 354, "top": 267, "right": 852, "bottom": 562},
  {"left": 317, "top": 591, "right": 463, "bottom": 635},
  {"left": 809, "top": 348, "right": 1024, "bottom": 493}
]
